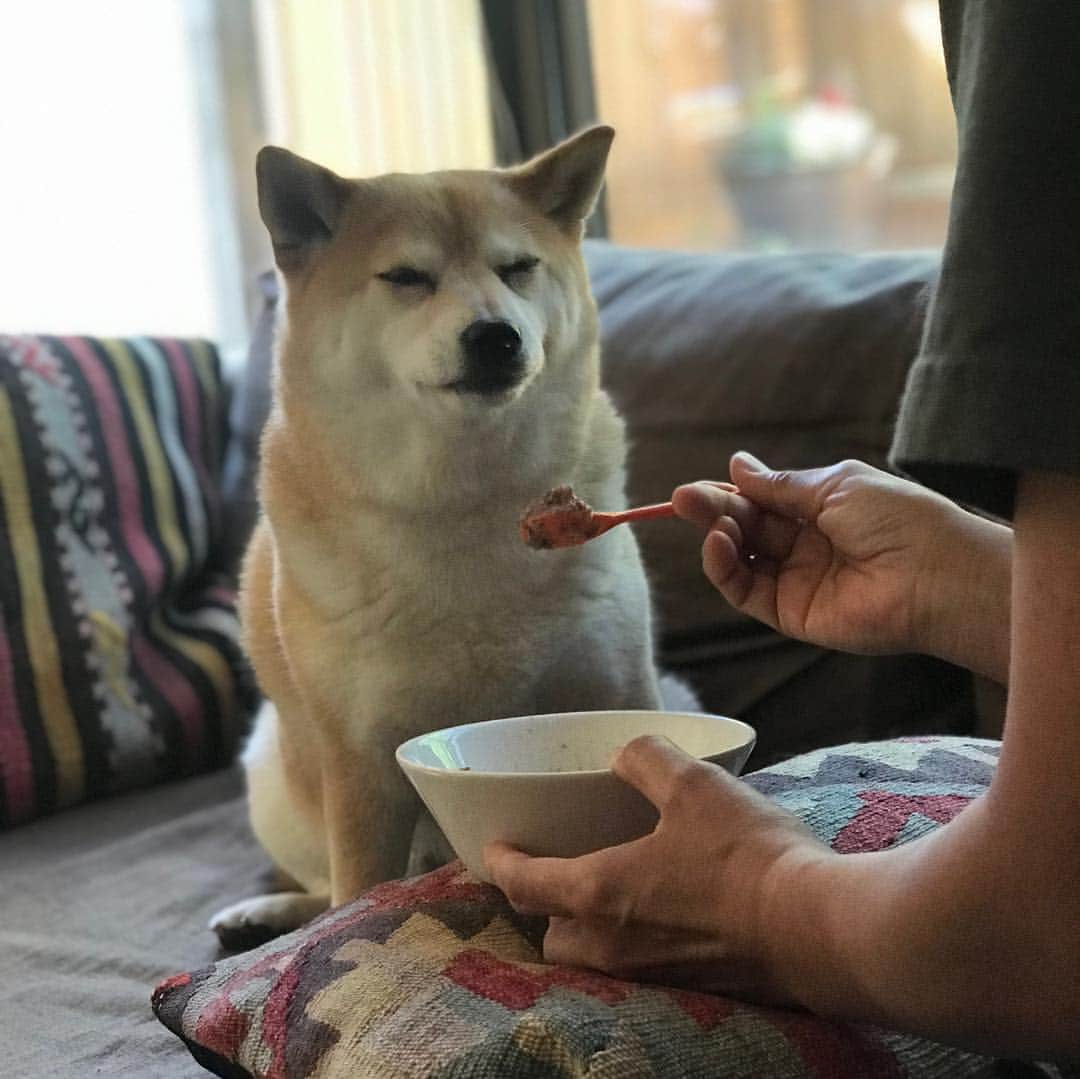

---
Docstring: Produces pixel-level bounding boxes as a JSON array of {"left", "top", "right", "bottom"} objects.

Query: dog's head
[{"left": 257, "top": 128, "right": 613, "bottom": 419}]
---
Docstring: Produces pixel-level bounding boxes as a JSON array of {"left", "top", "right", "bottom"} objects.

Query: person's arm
[
  {"left": 915, "top": 506, "right": 1012, "bottom": 686},
  {"left": 767, "top": 470, "right": 1080, "bottom": 1053},
  {"left": 487, "top": 470, "right": 1079, "bottom": 1056}
]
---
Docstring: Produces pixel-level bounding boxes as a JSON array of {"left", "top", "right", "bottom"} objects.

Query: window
[
  {"left": 587, "top": 0, "right": 956, "bottom": 251},
  {"left": 0, "top": 0, "right": 493, "bottom": 357},
  {"left": 2, "top": 1, "right": 956, "bottom": 354},
  {"left": 0, "top": 2, "right": 222, "bottom": 341}
]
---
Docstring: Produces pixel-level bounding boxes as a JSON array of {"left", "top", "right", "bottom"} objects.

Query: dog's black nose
[
  {"left": 462, "top": 319, "right": 522, "bottom": 365},
  {"left": 458, "top": 319, "right": 524, "bottom": 393}
]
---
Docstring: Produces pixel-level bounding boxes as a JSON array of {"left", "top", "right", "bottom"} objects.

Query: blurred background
[{"left": 0, "top": 0, "right": 956, "bottom": 362}]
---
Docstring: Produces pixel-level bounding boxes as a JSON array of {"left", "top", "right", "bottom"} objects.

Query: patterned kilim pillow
[
  {"left": 152, "top": 736, "right": 1076, "bottom": 1078},
  {"left": 0, "top": 335, "right": 251, "bottom": 825}
]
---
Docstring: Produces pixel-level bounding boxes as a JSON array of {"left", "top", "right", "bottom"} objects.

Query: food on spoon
[
  {"left": 519, "top": 485, "right": 694, "bottom": 550},
  {"left": 519, "top": 485, "right": 595, "bottom": 549}
]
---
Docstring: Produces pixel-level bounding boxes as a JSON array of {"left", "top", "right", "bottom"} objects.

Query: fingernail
[{"left": 733, "top": 451, "right": 767, "bottom": 473}]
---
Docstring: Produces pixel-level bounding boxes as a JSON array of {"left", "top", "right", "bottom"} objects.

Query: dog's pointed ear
[
  {"left": 256, "top": 146, "right": 351, "bottom": 271},
  {"left": 507, "top": 125, "right": 614, "bottom": 232}
]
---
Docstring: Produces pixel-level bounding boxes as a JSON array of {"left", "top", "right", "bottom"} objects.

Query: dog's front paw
[{"left": 208, "top": 892, "right": 329, "bottom": 952}]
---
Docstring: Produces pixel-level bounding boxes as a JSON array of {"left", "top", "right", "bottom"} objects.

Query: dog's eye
[
  {"left": 377, "top": 266, "right": 435, "bottom": 289},
  {"left": 496, "top": 257, "right": 540, "bottom": 284}
]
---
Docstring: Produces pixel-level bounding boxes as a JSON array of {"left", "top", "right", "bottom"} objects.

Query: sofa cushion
[
  {"left": 588, "top": 243, "right": 939, "bottom": 647},
  {"left": 0, "top": 335, "right": 253, "bottom": 826},
  {"left": 151, "top": 736, "right": 1072, "bottom": 1079}
]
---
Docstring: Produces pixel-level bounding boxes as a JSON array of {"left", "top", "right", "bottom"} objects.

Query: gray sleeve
[{"left": 889, "top": 1, "right": 1080, "bottom": 519}]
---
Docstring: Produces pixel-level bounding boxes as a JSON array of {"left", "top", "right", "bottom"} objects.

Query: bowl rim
[{"left": 395, "top": 709, "right": 756, "bottom": 780}]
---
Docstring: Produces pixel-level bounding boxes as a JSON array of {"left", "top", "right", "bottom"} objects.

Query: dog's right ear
[
  {"left": 507, "top": 125, "right": 614, "bottom": 235},
  {"left": 256, "top": 147, "right": 351, "bottom": 272}
]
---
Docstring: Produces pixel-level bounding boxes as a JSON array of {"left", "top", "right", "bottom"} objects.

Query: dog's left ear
[
  {"left": 256, "top": 146, "right": 351, "bottom": 272},
  {"left": 508, "top": 125, "right": 614, "bottom": 232}
]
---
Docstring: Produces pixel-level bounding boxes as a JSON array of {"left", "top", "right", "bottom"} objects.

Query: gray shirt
[{"left": 890, "top": 2, "right": 1080, "bottom": 519}]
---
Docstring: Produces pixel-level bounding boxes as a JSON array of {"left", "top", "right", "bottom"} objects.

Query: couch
[{"left": 3, "top": 242, "right": 1009, "bottom": 1076}]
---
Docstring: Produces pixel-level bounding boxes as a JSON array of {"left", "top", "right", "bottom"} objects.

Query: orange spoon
[{"left": 519, "top": 485, "right": 736, "bottom": 549}]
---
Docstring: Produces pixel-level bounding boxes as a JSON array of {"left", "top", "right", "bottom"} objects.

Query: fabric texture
[
  {"left": 890, "top": 4, "right": 1080, "bottom": 518},
  {"left": 153, "top": 736, "right": 1073, "bottom": 1078},
  {"left": 0, "top": 334, "right": 252, "bottom": 826},
  {"left": 0, "top": 765, "right": 264, "bottom": 1077}
]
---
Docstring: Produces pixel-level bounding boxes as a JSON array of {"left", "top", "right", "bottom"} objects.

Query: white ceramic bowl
[{"left": 396, "top": 710, "right": 756, "bottom": 882}]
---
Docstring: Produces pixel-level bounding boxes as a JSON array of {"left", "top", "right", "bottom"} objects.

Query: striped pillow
[{"left": 0, "top": 335, "right": 252, "bottom": 826}]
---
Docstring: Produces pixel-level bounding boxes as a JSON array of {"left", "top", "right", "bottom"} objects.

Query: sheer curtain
[{"left": 256, "top": 0, "right": 494, "bottom": 177}]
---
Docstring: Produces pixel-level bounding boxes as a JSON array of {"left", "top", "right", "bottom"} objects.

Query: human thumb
[
  {"left": 730, "top": 451, "right": 769, "bottom": 477},
  {"left": 729, "top": 452, "right": 830, "bottom": 522},
  {"left": 611, "top": 735, "right": 696, "bottom": 811}
]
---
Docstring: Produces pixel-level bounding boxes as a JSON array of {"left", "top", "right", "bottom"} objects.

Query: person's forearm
[
  {"left": 919, "top": 512, "right": 1012, "bottom": 684},
  {"left": 764, "top": 474, "right": 1080, "bottom": 1055},
  {"left": 767, "top": 801, "right": 1077, "bottom": 1054}
]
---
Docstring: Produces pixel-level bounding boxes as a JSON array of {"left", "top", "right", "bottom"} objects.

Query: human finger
[
  {"left": 700, "top": 527, "right": 749, "bottom": 590},
  {"left": 672, "top": 482, "right": 751, "bottom": 530},
  {"left": 610, "top": 734, "right": 705, "bottom": 812},
  {"left": 483, "top": 843, "right": 583, "bottom": 917},
  {"left": 702, "top": 531, "right": 782, "bottom": 631},
  {"left": 675, "top": 481, "right": 800, "bottom": 563},
  {"left": 543, "top": 916, "right": 723, "bottom": 983},
  {"left": 709, "top": 514, "right": 743, "bottom": 549}
]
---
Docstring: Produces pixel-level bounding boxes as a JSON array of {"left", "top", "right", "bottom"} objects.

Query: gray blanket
[{"left": 0, "top": 768, "right": 267, "bottom": 1077}]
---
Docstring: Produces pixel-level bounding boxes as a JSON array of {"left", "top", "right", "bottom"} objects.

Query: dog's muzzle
[{"left": 454, "top": 319, "right": 525, "bottom": 395}]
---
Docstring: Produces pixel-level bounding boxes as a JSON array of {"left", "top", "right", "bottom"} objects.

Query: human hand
[
  {"left": 672, "top": 454, "right": 1012, "bottom": 681},
  {"left": 485, "top": 735, "right": 831, "bottom": 1001}
]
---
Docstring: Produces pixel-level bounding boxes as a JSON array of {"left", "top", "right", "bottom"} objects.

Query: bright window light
[{"left": 0, "top": 1, "right": 218, "bottom": 339}]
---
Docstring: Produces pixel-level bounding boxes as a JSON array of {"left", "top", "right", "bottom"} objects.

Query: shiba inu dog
[{"left": 210, "top": 127, "right": 682, "bottom": 947}]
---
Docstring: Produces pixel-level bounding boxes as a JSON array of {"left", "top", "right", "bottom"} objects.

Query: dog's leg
[
  {"left": 208, "top": 891, "right": 329, "bottom": 952},
  {"left": 207, "top": 703, "right": 333, "bottom": 949},
  {"left": 321, "top": 738, "right": 420, "bottom": 905}
]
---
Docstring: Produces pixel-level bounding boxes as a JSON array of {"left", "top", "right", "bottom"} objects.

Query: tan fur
[{"left": 211, "top": 128, "right": 667, "bottom": 943}]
